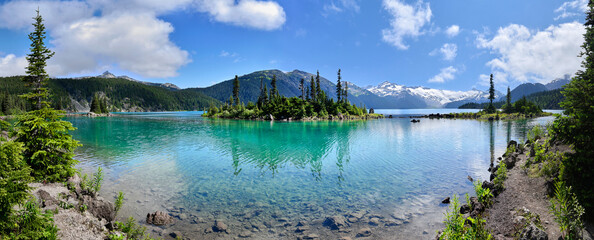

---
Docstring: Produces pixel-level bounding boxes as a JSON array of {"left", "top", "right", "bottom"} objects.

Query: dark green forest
[
  {"left": 0, "top": 76, "right": 220, "bottom": 114},
  {"left": 459, "top": 89, "right": 564, "bottom": 110}
]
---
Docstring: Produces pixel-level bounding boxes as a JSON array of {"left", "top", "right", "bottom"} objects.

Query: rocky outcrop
[
  {"left": 146, "top": 211, "right": 175, "bottom": 226},
  {"left": 83, "top": 196, "right": 115, "bottom": 222},
  {"left": 519, "top": 223, "right": 548, "bottom": 240}
]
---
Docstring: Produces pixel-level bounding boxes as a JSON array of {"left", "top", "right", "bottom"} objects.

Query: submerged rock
[
  {"left": 323, "top": 215, "right": 349, "bottom": 230},
  {"left": 212, "top": 220, "right": 228, "bottom": 233},
  {"left": 441, "top": 197, "right": 450, "bottom": 204},
  {"left": 146, "top": 211, "right": 174, "bottom": 226},
  {"left": 368, "top": 217, "right": 381, "bottom": 226},
  {"left": 356, "top": 228, "right": 372, "bottom": 237}
]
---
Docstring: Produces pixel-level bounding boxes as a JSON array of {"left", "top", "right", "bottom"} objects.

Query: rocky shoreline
[{"left": 438, "top": 137, "right": 593, "bottom": 239}]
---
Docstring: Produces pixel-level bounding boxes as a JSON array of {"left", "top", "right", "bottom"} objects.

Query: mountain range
[
  {"left": 93, "top": 69, "right": 570, "bottom": 110},
  {"left": 0, "top": 69, "right": 570, "bottom": 112}
]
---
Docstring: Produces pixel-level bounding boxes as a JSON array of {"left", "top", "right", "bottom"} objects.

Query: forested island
[{"left": 203, "top": 70, "right": 383, "bottom": 120}]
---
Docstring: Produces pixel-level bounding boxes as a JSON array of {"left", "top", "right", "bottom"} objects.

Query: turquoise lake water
[{"left": 66, "top": 111, "right": 558, "bottom": 239}]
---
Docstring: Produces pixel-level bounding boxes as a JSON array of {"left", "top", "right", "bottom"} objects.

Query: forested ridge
[{"left": 0, "top": 76, "right": 220, "bottom": 114}]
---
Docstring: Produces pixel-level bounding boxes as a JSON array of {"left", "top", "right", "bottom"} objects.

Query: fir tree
[
  {"left": 485, "top": 74, "right": 496, "bottom": 113},
  {"left": 310, "top": 76, "right": 316, "bottom": 101},
  {"left": 233, "top": 75, "right": 240, "bottom": 105},
  {"left": 503, "top": 86, "right": 512, "bottom": 113},
  {"left": 336, "top": 69, "right": 342, "bottom": 102},
  {"left": 299, "top": 78, "right": 305, "bottom": 100},
  {"left": 0, "top": 129, "right": 32, "bottom": 230},
  {"left": 100, "top": 96, "right": 108, "bottom": 113},
  {"left": 344, "top": 82, "right": 348, "bottom": 103},
  {"left": 14, "top": 10, "right": 80, "bottom": 182},
  {"left": 90, "top": 93, "right": 100, "bottom": 113},
  {"left": 316, "top": 70, "right": 322, "bottom": 100},
  {"left": 270, "top": 75, "right": 278, "bottom": 98},
  {"left": 22, "top": 9, "right": 54, "bottom": 110}
]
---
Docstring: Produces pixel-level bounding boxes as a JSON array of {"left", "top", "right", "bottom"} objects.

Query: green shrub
[
  {"left": 493, "top": 162, "right": 507, "bottom": 191},
  {"left": 527, "top": 125, "right": 545, "bottom": 144},
  {"left": 113, "top": 216, "right": 162, "bottom": 240},
  {"left": 4, "top": 199, "right": 58, "bottom": 240},
  {"left": 440, "top": 195, "right": 492, "bottom": 240},
  {"left": 114, "top": 191, "right": 125, "bottom": 217},
  {"left": 78, "top": 167, "right": 104, "bottom": 196},
  {"left": 550, "top": 180, "right": 584, "bottom": 240},
  {"left": 474, "top": 180, "right": 493, "bottom": 206}
]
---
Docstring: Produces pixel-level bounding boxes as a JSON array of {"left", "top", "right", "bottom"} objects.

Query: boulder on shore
[{"left": 519, "top": 223, "right": 548, "bottom": 240}]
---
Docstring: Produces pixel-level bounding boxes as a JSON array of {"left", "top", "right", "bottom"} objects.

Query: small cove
[{"left": 68, "top": 110, "right": 558, "bottom": 239}]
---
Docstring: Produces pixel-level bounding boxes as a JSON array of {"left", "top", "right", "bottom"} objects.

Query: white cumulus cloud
[
  {"left": 381, "top": 0, "right": 432, "bottom": 50},
  {"left": 195, "top": 0, "right": 286, "bottom": 30},
  {"left": 477, "top": 22, "right": 585, "bottom": 84},
  {"left": 429, "top": 66, "right": 457, "bottom": 83},
  {"left": 440, "top": 43, "right": 457, "bottom": 61},
  {"left": 0, "top": 0, "right": 286, "bottom": 78},
  {"left": 445, "top": 25, "right": 460, "bottom": 37},
  {"left": 555, "top": 0, "right": 588, "bottom": 20},
  {"left": 0, "top": 54, "right": 28, "bottom": 76},
  {"left": 49, "top": 13, "right": 190, "bottom": 78}
]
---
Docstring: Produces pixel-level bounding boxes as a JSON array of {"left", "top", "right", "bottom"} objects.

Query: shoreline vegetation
[{"left": 203, "top": 70, "right": 383, "bottom": 121}]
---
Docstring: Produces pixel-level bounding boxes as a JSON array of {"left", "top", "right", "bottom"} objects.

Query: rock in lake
[
  {"left": 356, "top": 228, "right": 372, "bottom": 237},
  {"left": 146, "top": 211, "right": 174, "bottom": 226},
  {"left": 213, "top": 220, "right": 228, "bottom": 233},
  {"left": 323, "top": 215, "right": 349, "bottom": 230},
  {"left": 84, "top": 196, "right": 115, "bottom": 222},
  {"left": 441, "top": 197, "right": 450, "bottom": 204},
  {"left": 368, "top": 217, "right": 381, "bottom": 226}
]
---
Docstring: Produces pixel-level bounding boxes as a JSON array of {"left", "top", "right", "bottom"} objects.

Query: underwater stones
[
  {"left": 323, "top": 215, "right": 349, "bottom": 230},
  {"left": 295, "top": 225, "right": 310, "bottom": 233},
  {"left": 296, "top": 220, "right": 308, "bottom": 227},
  {"left": 368, "top": 217, "right": 381, "bottom": 226},
  {"left": 356, "top": 228, "right": 372, "bottom": 237},
  {"left": 212, "top": 220, "right": 228, "bottom": 233},
  {"left": 238, "top": 230, "right": 252, "bottom": 238},
  {"left": 299, "top": 233, "right": 320, "bottom": 240},
  {"left": 384, "top": 220, "right": 400, "bottom": 226},
  {"left": 146, "top": 211, "right": 174, "bottom": 226}
]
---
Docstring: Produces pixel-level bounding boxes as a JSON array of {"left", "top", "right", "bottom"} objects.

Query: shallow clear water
[{"left": 66, "top": 111, "right": 556, "bottom": 238}]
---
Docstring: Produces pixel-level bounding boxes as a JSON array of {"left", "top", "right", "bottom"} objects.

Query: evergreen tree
[
  {"left": 232, "top": 75, "right": 240, "bottom": 105},
  {"left": 14, "top": 10, "right": 80, "bottom": 182},
  {"left": 316, "top": 70, "right": 322, "bottom": 100},
  {"left": 553, "top": 0, "right": 594, "bottom": 215},
  {"left": 299, "top": 78, "right": 305, "bottom": 100},
  {"left": 0, "top": 128, "right": 32, "bottom": 231},
  {"left": 310, "top": 76, "right": 316, "bottom": 101},
  {"left": 503, "top": 86, "right": 513, "bottom": 113},
  {"left": 90, "top": 93, "right": 100, "bottom": 113},
  {"left": 485, "top": 74, "right": 496, "bottom": 113},
  {"left": 257, "top": 77, "right": 266, "bottom": 107},
  {"left": 336, "top": 69, "right": 342, "bottom": 102},
  {"left": 344, "top": 82, "right": 349, "bottom": 103},
  {"left": 100, "top": 96, "right": 108, "bottom": 113},
  {"left": 270, "top": 75, "right": 278, "bottom": 98},
  {"left": 22, "top": 9, "right": 54, "bottom": 110}
]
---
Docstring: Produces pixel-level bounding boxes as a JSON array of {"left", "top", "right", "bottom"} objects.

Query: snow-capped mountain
[
  {"left": 92, "top": 71, "right": 181, "bottom": 90},
  {"left": 366, "top": 81, "right": 501, "bottom": 108}
]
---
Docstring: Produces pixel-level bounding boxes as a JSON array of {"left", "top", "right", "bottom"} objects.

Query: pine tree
[
  {"left": 90, "top": 93, "right": 101, "bottom": 113},
  {"left": 257, "top": 77, "right": 266, "bottom": 107},
  {"left": 310, "top": 76, "right": 316, "bottom": 101},
  {"left": 22, "top": 9, "right": 54, "bottom": 110},
  {"left": 100, "top": 96, "right": 108, "bottom": 113},
  {"left": 553, "top": 0, "right": 594, "bottom": 215},
  {"left": 15, "top": 10, "right": 80, "bottom": 182},
  {"left": 336, "top": 69, "right": 342, "bottom": 102},
  {"left": 485, "top": 74, "right": 496, "bottom": 113},
  {"left": 344, "top": 82, "right": 348, "bottom": 103},
  {"left": 232, "top": 75, "right": 240, "bottom": 105}
]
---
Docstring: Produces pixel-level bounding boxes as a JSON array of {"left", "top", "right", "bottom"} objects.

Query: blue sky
[{"left": 0, "top": 0, "right": 588, "bottom": 91}]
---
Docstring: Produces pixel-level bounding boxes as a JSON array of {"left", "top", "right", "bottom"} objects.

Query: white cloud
[
  {"left": 555, "top": 0, "right": 588, "bottom": 20},
  {"left": 445, "top": 25, "right": 460, "bottom": 37},
  {"left": 0, "top": 0, "right": 93, "bottom": 30},
  {"left": 0, "top": 0, "right": 286, "bottom": 78},
  {"left": 0, "top": 54, "right": 27, "bottom": 76},
  {"left": 440, "top": 43, "right": 457, "bottom": 61},
  {"left": 429, "top": 66, "right": 457, "bottom": 83},
  {"left": 323, "top": 0, "right": 360, "bottom": 15},
  {"left": 49, "top": 13, "right": 190, "bottom": 78},
  {"left": 381, "top": 0, "right": 432, "bottom": 50},
  {"left": 478, "top": 72, "right": 508, "bottom": 87},
  {"left": 477, "top": 22, "right": 585, "bottom": 84},
  {"left": 195, "top": 0, "right": 286, "bottom": 30}
]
